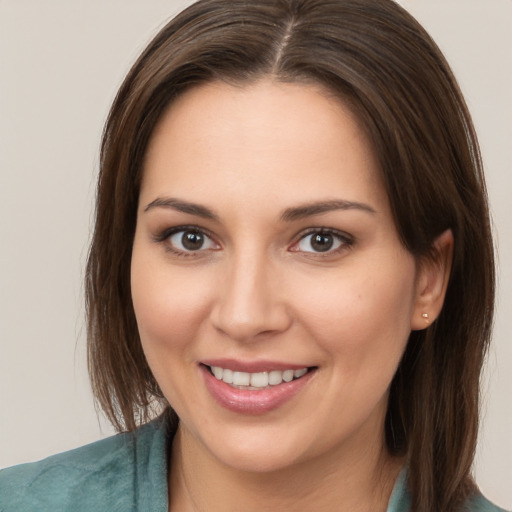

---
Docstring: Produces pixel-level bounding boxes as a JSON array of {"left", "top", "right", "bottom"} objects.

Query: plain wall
[{"left": 0, "top": 0, "right": 510, "bottom": 508}]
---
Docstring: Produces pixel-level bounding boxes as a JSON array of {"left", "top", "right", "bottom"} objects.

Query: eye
[
  {"left": 292, "top": 230, "right": 352, "bottom": 254},
  {"left": 167, "top": 228, "right": 218, "bottom": 253}
]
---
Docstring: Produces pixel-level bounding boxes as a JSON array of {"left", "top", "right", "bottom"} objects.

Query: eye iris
[
  {"left": 311, "top": 233, "right": 334, "bottom": 252},
  {"left": 182, "top": 231, "right": 204, "bottom": 250}
]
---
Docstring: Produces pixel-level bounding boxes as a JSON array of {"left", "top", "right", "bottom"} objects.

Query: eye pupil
[
  {"left": 182, "top": 231, "right": 204, "bottom": 250},
  {"left": 311, "top": 233, "right": 333, "bottom": 252}
]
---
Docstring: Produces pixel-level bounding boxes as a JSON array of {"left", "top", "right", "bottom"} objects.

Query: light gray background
[{"left": 0, "top": 0, "right": 510, "bottom": 508}]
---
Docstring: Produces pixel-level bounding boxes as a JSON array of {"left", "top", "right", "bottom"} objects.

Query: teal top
[{"left": 1, "top": 414, "right": 508, "bottom": 512}]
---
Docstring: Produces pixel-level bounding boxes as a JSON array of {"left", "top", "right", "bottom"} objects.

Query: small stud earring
[{"left": 422, "top": 312, "right": 430, "bottom": 324}]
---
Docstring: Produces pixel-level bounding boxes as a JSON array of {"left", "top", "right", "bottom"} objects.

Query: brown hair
[{"left": 86, "top": 1, "right": 495, "bottom": 510}]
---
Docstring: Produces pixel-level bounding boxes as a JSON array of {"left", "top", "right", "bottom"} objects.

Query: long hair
[{"left": 86, "top": 1, "right": 495, "bottom": 510}]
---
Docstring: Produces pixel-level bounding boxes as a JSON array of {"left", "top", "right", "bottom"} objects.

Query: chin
[
  {"left": 189, "top": 422, "right": 312, "bottom": 474},
  {"left": 212, "top": 444, "right": 305, "bottom": 474}
]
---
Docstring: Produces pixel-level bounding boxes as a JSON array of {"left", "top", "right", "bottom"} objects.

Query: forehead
[{"left": 140, "top": 79, "right": 387, "bottom": 215}]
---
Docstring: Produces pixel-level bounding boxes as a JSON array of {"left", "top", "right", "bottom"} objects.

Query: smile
[
  {"left": 201, "top": 363, "right": 316, "bottom": 414},
  {"left": 208, "top": 365, "right": 309, "bottom": 389}
]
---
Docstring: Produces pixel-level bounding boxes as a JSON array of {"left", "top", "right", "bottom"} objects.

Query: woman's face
[{"left": 131, "top": 80, "right": 424, "bottom": 472}]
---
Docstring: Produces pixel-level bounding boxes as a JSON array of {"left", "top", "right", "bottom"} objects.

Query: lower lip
[{"left": 201, "top": 365, "right": 315, "bottom": 414}]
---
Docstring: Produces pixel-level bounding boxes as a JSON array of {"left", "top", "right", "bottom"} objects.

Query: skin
[{"left": 131, "top": 79, "right": 452, "bottom": 511}]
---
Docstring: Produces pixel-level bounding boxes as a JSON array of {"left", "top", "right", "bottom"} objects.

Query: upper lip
[{"left": 201, "top": 358, "right": 313, "bottom": 373}]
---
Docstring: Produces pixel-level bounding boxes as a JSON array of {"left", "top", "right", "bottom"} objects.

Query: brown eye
[
  {"left": 168, "top": 229, "right": 217, "bottom": 252},
  {"left": 310, "top": 233, "right": 334, "bottom": 252},
  {"left": 181, "top": 231, "right": 205, "bottom": 250},
  {"left": 294, "top": 230, "right": 351, "bottom": 254}
]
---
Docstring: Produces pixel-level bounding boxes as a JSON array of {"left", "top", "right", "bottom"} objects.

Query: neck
[{"left": 168, "top": 423, "right": 403, "bottom": 512}]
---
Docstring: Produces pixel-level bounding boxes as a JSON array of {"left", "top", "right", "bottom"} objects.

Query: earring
[{"left": 422, "top": 312, "right": 430, "bottom": 325}]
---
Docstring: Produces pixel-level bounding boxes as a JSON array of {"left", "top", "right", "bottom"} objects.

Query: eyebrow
[
  {"left": 280, "top": 200, "right": 376, "bottom": 222},
  {"left": 144, "top": 197, "right": 219, "bottom": 221},
  {"left": 144, "top": 197, "right": 376, "bottom": 222}
]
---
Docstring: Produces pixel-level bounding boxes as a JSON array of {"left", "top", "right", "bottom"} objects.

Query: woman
[{"left": 0, "top": 1, "right": 507, "bottom": 511}]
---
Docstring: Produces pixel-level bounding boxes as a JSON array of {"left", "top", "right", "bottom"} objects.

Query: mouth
[
  {"left": 204, "top": 364, "right": 313, "bottom": 390},
  {"left": 199, "top": 361, "right": 316, "bottom": 414}
]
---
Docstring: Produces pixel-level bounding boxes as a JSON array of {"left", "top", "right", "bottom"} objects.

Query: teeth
[
  {"left": 223, "top": 368, "right": 233, "bottom": 384},
  {"left": 268, "top": 370, "right": 283, "bottom": 385},
  {"left": 282, "top": 370, "right": 294, "bottom": 382},
  {"left": 232, "top": 371, "right": 250, "bottom": 386},
  {"left": 250, "top": 372, "right": 269, "bottom": 387},
  {"left": 210, "top": 366, "right": 309, "bottom": 389}
]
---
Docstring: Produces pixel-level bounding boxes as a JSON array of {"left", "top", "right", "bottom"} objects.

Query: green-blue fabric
[
  {"left": 1, "top": 416, "right": 508, "bottom": 511},
  {"left": 0, "top": 418, "right": 169, "bottom": 512}
]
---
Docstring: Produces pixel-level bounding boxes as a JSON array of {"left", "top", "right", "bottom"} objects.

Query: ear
[{"left": 411, "top": 229, "right": 454, "bottom": 330}]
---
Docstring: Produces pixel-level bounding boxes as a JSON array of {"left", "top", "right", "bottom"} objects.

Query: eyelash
[
  {"left": 290, "top": 228, "right": 354, "bottom": 257},
  {"left": 153, "top": 226, "right": 354, "bottom": 258},
  {"left": 153, "top": 225, "right": 219, "bottom": 258}
]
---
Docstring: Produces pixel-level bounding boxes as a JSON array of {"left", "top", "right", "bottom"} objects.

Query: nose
[{"left": 210, "top": 251, "right": 292, "bottom": 342}]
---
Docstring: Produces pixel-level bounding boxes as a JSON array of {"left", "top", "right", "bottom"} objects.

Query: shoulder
[
  {"left": 0, "top": 415, "right": 170, "bottom": 512},
  {"left": 387, "top": 470, "right": 510, "bottom": 512},
  {"left": 465, "top": 493, "right": 510, "bottom": 512}
]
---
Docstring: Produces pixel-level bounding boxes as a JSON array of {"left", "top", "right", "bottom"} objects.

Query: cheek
[
  {"left": 130, "top": 248, "right": 217, "bottom": 412},
  {"left": 130, "top": 249, "right": 212, "bottom": 360},
  {"left": 291, "top": 256, "right": 416, "bottom": 372}
]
